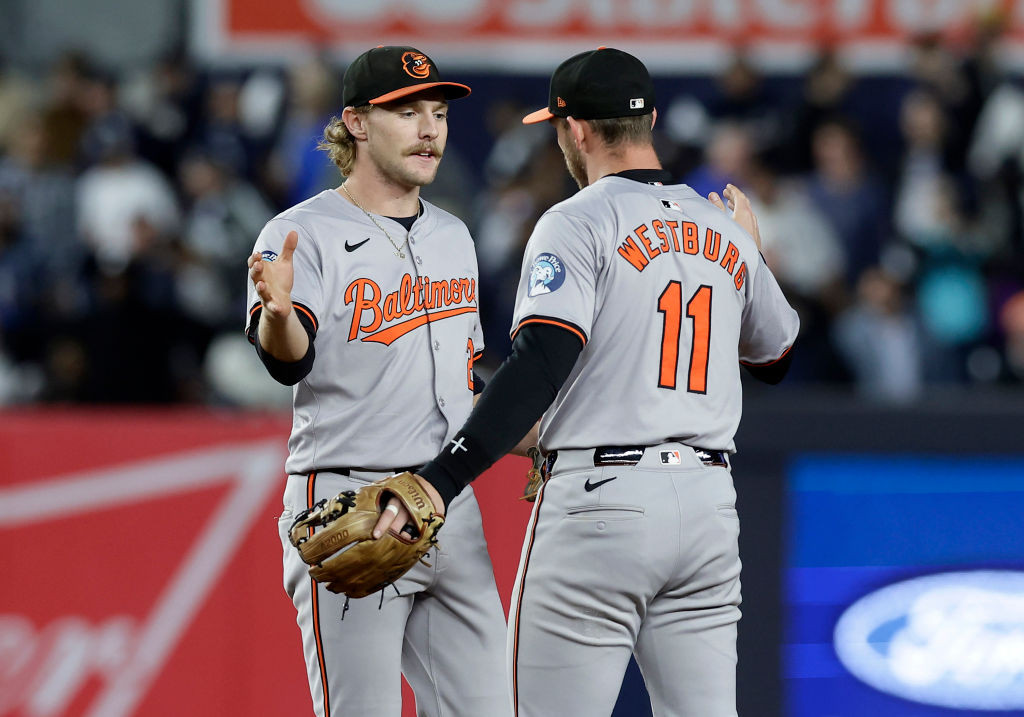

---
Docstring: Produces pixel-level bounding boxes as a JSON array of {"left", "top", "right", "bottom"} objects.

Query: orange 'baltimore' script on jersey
[
  {"left": 345, "top": 273, "right": 477, "bottom": 345},
  {"left": 617, "top": 219, "right": 747, "bottom": 291}
]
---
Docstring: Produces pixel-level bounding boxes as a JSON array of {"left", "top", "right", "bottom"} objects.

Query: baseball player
[
  {"left": 377, "top": 48, "right": 800, "bottom": 715},
  {"left": 245, "top": 46, "right": 512, "bottom": 717}
]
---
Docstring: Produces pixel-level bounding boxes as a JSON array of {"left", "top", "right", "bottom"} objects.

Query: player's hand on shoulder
[
  {"left": 248, "top": 230, "right": 299, "bottom": 318},
  {"left": 709, "top": 184, "right": 762, "bottom": 252},
  {"left": 372, "top": 473, "right": 446, "bottom": 540}
]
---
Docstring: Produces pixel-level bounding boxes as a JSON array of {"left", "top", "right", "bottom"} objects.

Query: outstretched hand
[
  {"left": 373, "top": 474, "right": 446, "bottom": 539},
  {"left": 708, "top": 184, "right": 762, "bottom": 252},
  {"left": 248, "top": 230, "right": 299, "bottom": 317}
]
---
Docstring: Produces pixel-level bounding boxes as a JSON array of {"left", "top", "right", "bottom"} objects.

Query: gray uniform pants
[
  {"left": 507, "top": 444, "right": 742, "bottom": 717},
  {"left": 280, "top": 470, "right": 511, "bottom": 717}
]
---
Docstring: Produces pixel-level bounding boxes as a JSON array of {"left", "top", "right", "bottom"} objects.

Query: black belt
[
  {"left": 598, "top": 445, "right": 727, "bottom": 467},
  {"left": 543, "top": 444, "right": 727, "bottom": 477},
  {"left": 317, "top": 466, "right": 421, "bottom": 477}
]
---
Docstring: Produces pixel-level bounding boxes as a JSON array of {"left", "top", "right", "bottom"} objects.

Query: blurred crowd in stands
[{"left": 1, "top": 20, "right": 1023, "bottom": 408}]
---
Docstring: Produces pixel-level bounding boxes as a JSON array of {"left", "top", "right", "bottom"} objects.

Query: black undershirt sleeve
[
  {"left": 741, "top": 345, "right": 795, "bottom": 385},
  {"left": 251, "top": 308, "right": 317, "bottom": 386},
  {"left": 471, "top": 370, "right": 486, "bottom": 395},
  {"left": 420, "top": 323, "right": 583, "bottom": 508}
]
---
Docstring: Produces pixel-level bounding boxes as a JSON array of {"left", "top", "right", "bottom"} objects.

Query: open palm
[{"left": 248, "top": 230, "right": 298, "bottom": 317}]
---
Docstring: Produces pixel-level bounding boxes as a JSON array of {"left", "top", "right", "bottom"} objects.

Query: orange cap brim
[
  {"left": 370, "top": 82, "right": 472, "bottom": 105},
  {"left": 522, "top": 107, "right": 555, "bottom": 124}
]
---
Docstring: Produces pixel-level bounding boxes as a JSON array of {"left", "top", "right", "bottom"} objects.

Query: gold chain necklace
[{"left": 341, "top": 182, "right": 415, "bottom": 259}]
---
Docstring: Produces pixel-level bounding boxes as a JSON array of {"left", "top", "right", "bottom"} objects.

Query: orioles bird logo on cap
[{"left": 402, "top": 51, "right": 431, "bottom": 79}]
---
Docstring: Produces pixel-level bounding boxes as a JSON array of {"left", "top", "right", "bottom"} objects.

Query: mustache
[{"left": 407, "top": 144, "right": 443, "bottom": 159}]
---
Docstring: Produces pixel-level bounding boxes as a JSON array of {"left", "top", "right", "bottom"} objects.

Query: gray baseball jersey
[
  {"left": 248, "top": 188, "right": 508, "bottom": 717},
  {"left": 505, "top": 175, "right": 799, "bottom": 716},
  {"left": 246, "top": 189, "right": 485, "bottom": 474},
  {"left": 510, "top": 177, "right": 799, "bottom": 453}
]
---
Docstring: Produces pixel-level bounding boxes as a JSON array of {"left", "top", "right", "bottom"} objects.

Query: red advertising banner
[
  {"left": 0, "top": 409, "right": 534, "bottom": 717},
  {"left": 191, "top": 0, "right": 1024, "bottom": 71}
]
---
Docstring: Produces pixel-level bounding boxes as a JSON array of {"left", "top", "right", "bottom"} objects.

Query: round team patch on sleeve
[
  {"left": 528, "top": 253, "right": 566, "bottom": 297},
  {"left": 261, "top": 250, "right": 279, "bottom": 261}
]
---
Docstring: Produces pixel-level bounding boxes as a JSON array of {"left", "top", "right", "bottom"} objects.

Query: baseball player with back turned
[
  {"left": 245, "top": 46, "right": 513, "bottom": 717},
  {"left": 376, "top": 48, "right": 801, "bottom": 715}
]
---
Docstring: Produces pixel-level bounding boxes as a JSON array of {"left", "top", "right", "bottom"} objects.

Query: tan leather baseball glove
[
  {"left": 288, "top": 472, "right": 444, "bottom": 598},
  {"left": 521, "top": 446, "right": 545, "bottom": 502}
]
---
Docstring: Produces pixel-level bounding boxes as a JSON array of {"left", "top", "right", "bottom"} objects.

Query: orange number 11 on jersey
[{"left": 657, "top": 281, "right": 712, "bottom": 393}]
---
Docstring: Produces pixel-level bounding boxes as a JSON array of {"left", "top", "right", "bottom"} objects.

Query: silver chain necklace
[{"left": 341, "top": 182, "right": 415, "bottom": 259}]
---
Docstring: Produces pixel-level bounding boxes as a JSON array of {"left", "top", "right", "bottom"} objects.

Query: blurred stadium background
[{"left": 1, "top": 1, "right": 1023, "bottom": 715}]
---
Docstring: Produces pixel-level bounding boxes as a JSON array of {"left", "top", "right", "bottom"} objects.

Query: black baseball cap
[
  {"left": 523, "top": 47, "right": 655, "bottom": 124},
  {"left": 342, "top": 46, "right": 471, "bottom": 107}
]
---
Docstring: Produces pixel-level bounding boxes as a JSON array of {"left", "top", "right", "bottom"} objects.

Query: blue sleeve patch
[
  {"left": 261, "top": 250, "right": 278, "bottom": 262},
  {"left": 527, "top": 253, "right": 566, "bottom": 297}
]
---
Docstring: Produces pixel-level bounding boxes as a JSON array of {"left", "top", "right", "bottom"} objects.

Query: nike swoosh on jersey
[
  {"left": 345, "top": 238, "right": 371, "bottom": 252},
  {"left": 584, "top": 476, "right": 618, "bottom": 492}
]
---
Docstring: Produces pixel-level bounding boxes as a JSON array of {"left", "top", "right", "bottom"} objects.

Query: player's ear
[
  {"left": 651, "top": 108, "right": 658, "bottom": 131},
  {"left": 342, "top": 106, "right": 370, "bottom": 141},
  {"left": 566, "top": 116, "right": 586, "bottom": 149}
]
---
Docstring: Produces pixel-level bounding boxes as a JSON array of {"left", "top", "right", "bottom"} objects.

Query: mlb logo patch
[
  {"left": 660, "top": 450, "right": 681, "bottom": 465},
  {"left": 630, "top": 98, "right": 645, "bottom": 109},
  {"left": 661, "top": 199, "right": 682, "bottom": 212}
]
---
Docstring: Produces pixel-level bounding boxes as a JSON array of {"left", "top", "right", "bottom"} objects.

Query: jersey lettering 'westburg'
[
  {"left": 246, "top": 190, "right": 484, "bottom": 474},
  {"left": 510, "top": 177, "right": 799, "bottom": 453},
  {"left": 617, "top": 221, "right": 747, "bottom": 291}
]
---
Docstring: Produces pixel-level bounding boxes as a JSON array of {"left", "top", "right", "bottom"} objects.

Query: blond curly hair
[{"left": 317, "top": 106, "right": 372, "bottom": 177}]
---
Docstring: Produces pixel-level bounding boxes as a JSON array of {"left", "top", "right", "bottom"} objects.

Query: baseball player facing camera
[
  {"left": 246, "top": 46, "right": 512, "bottom": 717},
  {"left": 379, "top": 48, "right": 800, "bottom": 715}
]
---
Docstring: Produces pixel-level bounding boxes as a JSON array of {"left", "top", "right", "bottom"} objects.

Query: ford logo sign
[{"left": 834, "top": 570, "right": 1024, "bottom": 711}]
